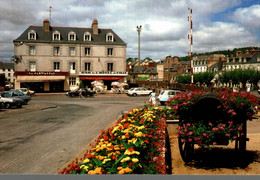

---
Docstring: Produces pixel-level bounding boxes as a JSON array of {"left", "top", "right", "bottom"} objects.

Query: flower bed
[
  {"left": 59, "top": 105, "right": 170, "bottom": 174},
  {"left": 167, "top": 89, "right": 258, "bottom": 149}
]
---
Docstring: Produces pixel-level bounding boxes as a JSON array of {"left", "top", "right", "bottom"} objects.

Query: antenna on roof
[{"left": 49, "top": 6, "right": 52, "bottom": 25}]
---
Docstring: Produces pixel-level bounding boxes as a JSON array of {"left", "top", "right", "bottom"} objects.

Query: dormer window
[
  {"left": 84, "top": 32, "right": 91, "bottom": 41},
  {"left": 106, "top": 32, "right": 114, "bottom": 42},
  {"left": 68, "top": 31, "right": 76, "bottom": 41},
  {"left": 53, "top": 31, "right": 60, "bottom": 41},
  {"left": 28, "top": 30, "right": 36, "bottom": 40}
]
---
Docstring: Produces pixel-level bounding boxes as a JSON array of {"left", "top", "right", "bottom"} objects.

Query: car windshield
[{"left": 129, "top": 88, "right": 135, "bottom": 91}]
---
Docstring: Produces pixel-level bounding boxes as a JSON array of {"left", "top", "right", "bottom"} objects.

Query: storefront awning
[
  {"left": 80, "top": 76, "right": 124, "bottom": 80},
  {"left": 17, "top": 76, "right": 66, "bottom": 82}
]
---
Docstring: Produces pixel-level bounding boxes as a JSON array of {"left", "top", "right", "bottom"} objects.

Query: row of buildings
[
  {"left": 127, "top": 49, "right": 260, "bottom": 84},
  {"left": 1, "top": 18, "right": 259, "bottom": 92}
]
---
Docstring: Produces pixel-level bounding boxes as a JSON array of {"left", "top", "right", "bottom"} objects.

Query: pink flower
[
  {"left": 187, "top": 123, "right": 191, "bottom": 127},
  {"left": 188, "top": 138, "right": 193, "bottom": 142},
  {"left": 153, "top": 157, "right": 158, "bottom": 161},
  {"left": 203, "top": 133, "right": 207, "bottom": 137},
  {"left": 181, "top": 139, "right": 186, "bottom": 143},
  {"left": 208, "top": 122, "right": 212, "bottom": 126},
  {"left": 204, "top": 145, "right": 208, "bottom": 148},
  {"left": 213, "top": 142, "right": 217, "bottom": 146},
  {"left": 232, "top": 111, "right": 237, "bottom": 116},
  {"left": 233, "top": 136, "right": 237, "bottom": 140},
  {"left": 225, "top": 133, "right": 230, "bottom": 137},
  {"left": 213, "top": 127, "right": 219, "bottom": 132},
  {"left": 187, "top": 131, "right": 193, "bottom": 136}
]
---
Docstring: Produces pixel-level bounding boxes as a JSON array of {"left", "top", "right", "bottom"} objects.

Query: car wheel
[
  {"left": 132, "top": 93, "right": 137, "bottom": 97},
  {"left": 24, "top": 100, "right": 28, "bottom": 105},
  {"left": 17, "top": 104, "right": 22, "bottom": 108},
  {"left": 6, "top": 103, "right": 11, "bottom": 109},
  {"left": 160, "top": 101, "right": 165, "bottom": 106}
]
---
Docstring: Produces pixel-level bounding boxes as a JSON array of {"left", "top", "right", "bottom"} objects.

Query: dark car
[
  {"left": 8, "top": 90, "right": 31, "bottom": 105},
  {"left": 67, "top": 88, "right": 94, "bottom": 98}
]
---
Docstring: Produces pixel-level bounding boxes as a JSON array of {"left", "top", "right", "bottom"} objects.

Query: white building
[{"left": 13, "top": 19, "right": 127, "bottom": 92}]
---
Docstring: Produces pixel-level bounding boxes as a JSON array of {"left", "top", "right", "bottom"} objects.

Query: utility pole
[
  {"left": 136, "top": 25, "right": 142, "bottom": 61},
  {"left": 188, "top": 8, "right": 194, "bottom": 90}
]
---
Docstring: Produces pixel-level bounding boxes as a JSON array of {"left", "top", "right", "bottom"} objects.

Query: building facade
[
  {"left": 13, "top": 19, "right": 127, "bottom": 92},
  {"left": 223, "top": 49, "right": 260, "bottom": 71},
  {"left": 0, "top": 62, "right": 15, "bottom": 87}
]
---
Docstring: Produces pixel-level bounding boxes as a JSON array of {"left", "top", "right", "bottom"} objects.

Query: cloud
[
  {"left": 230, "top": 4, "right": 260, "bottom": 33},
  {"left": 0, "top": 0, "right": 259, "bottom": 62}
]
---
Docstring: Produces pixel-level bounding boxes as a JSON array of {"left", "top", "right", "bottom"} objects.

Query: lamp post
[{"left": 136, "top": 25, "right": 142, "bottom": 61}]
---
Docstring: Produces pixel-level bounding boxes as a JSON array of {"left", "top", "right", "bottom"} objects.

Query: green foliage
[
  {"left": 79, "top": 82, "right": 84, "bottom": 88},
  {"left": 176, "top": 74, "right": 191, "bottom": 84},
  {"left": 218, "top": 68, "right": 260, "bottom": 89},
  {"left": 176, "top": 72, "right": 214, "bottom": 86}
]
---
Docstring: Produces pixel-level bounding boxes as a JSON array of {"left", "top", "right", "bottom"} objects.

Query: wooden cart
[{"left": 178, "top": 93, "right": 248, "bottom": 163}]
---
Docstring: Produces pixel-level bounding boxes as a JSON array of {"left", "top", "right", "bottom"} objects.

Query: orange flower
[{"left": 144, "top": 140, "right": 149, "bottom": 144}]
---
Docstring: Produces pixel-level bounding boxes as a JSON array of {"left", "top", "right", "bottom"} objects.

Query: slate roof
[
  {"left": 180, "top": 61, "right": 191, "bottom": 65},
  {"left": 130, "top": 66, "right": 157, "bottom": 74},
  {"left": 14, "top": 26, "right": 126, "bottom": 45},
  {"left": 0, "top": 62, "right": 14, "bottom": 69}
]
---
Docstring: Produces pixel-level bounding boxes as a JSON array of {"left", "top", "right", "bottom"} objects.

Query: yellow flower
[
  {"left": 88, "top": 167, "right": 102, "bottom": 174},
  {"left": 134, "top": 132, "right": 143, "bottom": 137},
  {"left": 154, "top": 107, "right": 159, "bottom": 110},
  {"left": 132, "top": 158, "right": 139, "bottom": 163},
  {"left": 117, "top": 167, "right": 123, "bottom": 170},
  {"left": 120, "top": 156, "right": 130, "bottom": 163},
  {"left": 99, "top": 142, "right": 104, "bottom": 145},
  {"left": 107, "top": 143, "right": 112, "bottom": 147},
  {"left": 102, "top": 158, "right": 111, "bottom": 164},
  {"left": 83, "top": 158, "right": 90, "bottom": 163}
]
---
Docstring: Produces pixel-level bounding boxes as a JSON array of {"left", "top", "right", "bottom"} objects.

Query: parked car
[
  {"left": 8, "top": 90, "right": 31, "bottom": 105},
  {"left": 17, "top": 88, "right": 35, "bottom": 95},
  {"left": 0, "top": 92, "right": 23, "bottom": 108},
  {"left": 126, "top": 87, "right": 153, "bottom": 96},
  {"left": 66, "top": 88, "right": 94, "bottom": 98},
  {"left": 157, "top": 89, "right": 181, "bottom": 105}
]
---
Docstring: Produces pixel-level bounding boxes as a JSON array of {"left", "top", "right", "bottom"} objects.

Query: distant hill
[{"left": 179, "top": 47, "right": 260, "bottom": 61}]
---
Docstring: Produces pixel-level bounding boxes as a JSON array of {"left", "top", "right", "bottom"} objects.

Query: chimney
[
  {"left": 236, "top": 50, "right": 242, "bottom": 56},
  {"left": 43, "top": 19, "right": 50, "bottom": 32},
  {"left": 92, "top": 19, "right": 98, "bottom": 35}
]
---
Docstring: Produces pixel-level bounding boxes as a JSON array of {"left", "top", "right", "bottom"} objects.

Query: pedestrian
[
  {"left": 246, "top": 81, "right": 251, "bottom": 93},
  {"left": 79, "top": 88, "right": 84, "bottom": 99},
  {"left": 149, "top": 90, "right": 157, "bottom": 106}
]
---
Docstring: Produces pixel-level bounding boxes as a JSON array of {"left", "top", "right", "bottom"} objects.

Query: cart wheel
[
  {"left": 235, "top": 122, "right": 247, "bottom": 152},
  {"left": 178, "top": 136, "right": 194, "bottom": 163}
]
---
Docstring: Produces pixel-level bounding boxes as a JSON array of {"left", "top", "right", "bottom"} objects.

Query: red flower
[
  {"left": 128, "top": 147, "right": 135, "bottom": 152},
  {"left": 123, "top": 123, "right": 130, "bottom": 129},
  {"left": 103, "top": 135, "right": 109, "bottom": 141},
  {"left": 144, "top": 140, "right": 149, "bottom": 144}
]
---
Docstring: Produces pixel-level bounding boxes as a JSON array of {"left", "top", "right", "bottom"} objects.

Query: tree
[
  {"left": 144, "top": 57, "right": 152, "bottom": 61},
  {"left": 218, "top": 68, "right": 259, "bottom": 90},
  {"left": 176, "top": 74, "right": 191, "bottom": 84}
]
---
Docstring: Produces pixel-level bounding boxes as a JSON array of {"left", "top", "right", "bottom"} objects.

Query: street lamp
[{"left": 136, "top": 25, "right": 142, "bottom": 61}]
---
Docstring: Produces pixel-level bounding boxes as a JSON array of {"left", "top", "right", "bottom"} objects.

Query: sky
[{"left": 0, "top": 0, "right": 259, "bottom": 62}]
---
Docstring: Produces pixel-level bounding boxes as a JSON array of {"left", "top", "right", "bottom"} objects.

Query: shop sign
[
  {"left": 80, "top": 76, "right": 124, "bottom": 80},
  {"left": 137, "top": 74, "right": 150, "bottom": 80},
  {"left": 15, "top": 71, "right": 70, "bottom": 76}
]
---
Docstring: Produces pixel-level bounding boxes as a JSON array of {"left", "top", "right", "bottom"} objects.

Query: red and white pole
[{"left": 188, "top": 8, "right": 194, "bottom": 90}]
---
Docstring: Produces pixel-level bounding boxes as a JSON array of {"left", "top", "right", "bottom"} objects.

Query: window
[
  {"left": 8, "top": 69, "right": 10, "bottom": 72},
  {"left": 69, "top": 62, "right": 76, "bottom": 74},
  {"left": 85, "top": 47, "right": 91, "bottom": 56},
  {"left": 2, "top": 69, "right": 5, "bottom": 71},
  {"left": 8, "top": 73, "right": 11, "bottom": 77},
  {"left": 53, "top": 47, "right": 60, "bottom": 55},
  {"left": 29, "top": 61, "right": 36, "bottom": 72},
  {"left": 85, "top": 62, "right": 91, "bottom": 71},
  {"left": 69, "top": 47, "right": 76, "bottom": 56},
  {"left": 29, "top": 46, "right": 35, "bottom": 55},
  {"left": 53, "top": 31, "right": 60, "bottom": 41},
  {"left": 106, "top": 32, "right": 114, "bottom": 42},
  {"left": 107, "top": 63, "right": 113, "bottom": 71},
  {"left": 69, "top": 77, "right": 76, "bottom": 86},
  {"left": 84, "top": 32, "right": 91, "bottom": 41},
  {"left": 28, "top": 30, "right": 36, "bottom": 40},
  {"left": 68, "top": 31, "right": 76, "bottom": 41},
  {"left": 107, "top": 48, "right": 113, "bottom": 56},
  {"left": 54, "top": 62, "right": 60, "bottom": 72}
]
